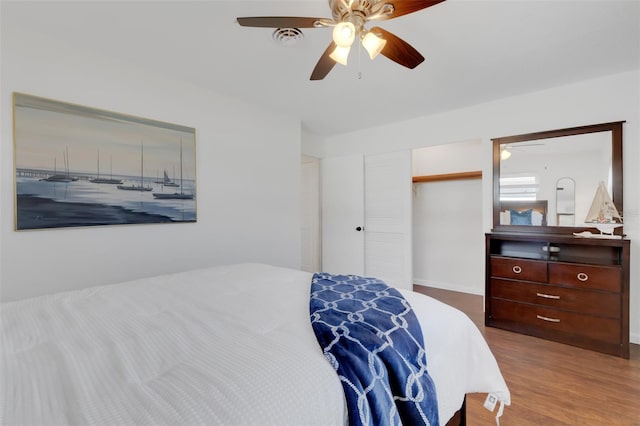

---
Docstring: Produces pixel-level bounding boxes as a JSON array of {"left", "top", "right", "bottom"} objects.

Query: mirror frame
[{"left": 492, "top": 121, "right": 624, "bottom": 235}]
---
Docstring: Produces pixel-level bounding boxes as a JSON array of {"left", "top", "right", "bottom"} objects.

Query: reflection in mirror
[
  {"left": 499, "top": 132, "right": 611, "bottom": 226},
  {"left": 556, "top": 177, "right": 575, "bottom": 226},
  {"left": 492, "top": 121, "right": 624, "bottom": 234}
]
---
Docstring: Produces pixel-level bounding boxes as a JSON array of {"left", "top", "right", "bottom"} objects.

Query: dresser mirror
[{"left": 492, "top": 121, "right": 624, "bottom": 234}]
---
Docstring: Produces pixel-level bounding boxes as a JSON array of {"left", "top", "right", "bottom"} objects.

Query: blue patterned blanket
[{"left": 310, "top": 273, "right": 439, "bottom": 426}]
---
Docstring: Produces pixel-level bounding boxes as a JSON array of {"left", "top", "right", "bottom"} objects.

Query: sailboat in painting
[
  {"left": 117, "top": 140, "right": 152, "bottom": 192},
  {"left": 41, "top": 147, "right": 78, "bottom": 182},
  {"left": 90, "top": 149, "right": 123, "bottom": 184},
  {"left": 584, "top": 181, "right": 622, "bottom": 235},
  {"left": 161, "top": 170, "right": 179, "bottom": 187},
  {"left": 153, "top": 139, "right": 193, "bottom": 200}
]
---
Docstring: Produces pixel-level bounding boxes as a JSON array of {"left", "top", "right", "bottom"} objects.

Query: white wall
[
  {"left": 302, "top": 129, "right": 325, "bottom": 159},
  {"left": 1, "top": 12, "right": 302, "bottom": 301},
  {"left": 320, "top": 70, "right": 640, "bottom": 344},
  {"left": 413, "top": 179, "right": 484, "bottom": 295},
  {"left": 412, "top": 139, "right": 485, "bottom": 176}
]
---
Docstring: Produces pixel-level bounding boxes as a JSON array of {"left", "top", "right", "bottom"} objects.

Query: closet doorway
[{"left": 412, "top": 140, "right": 485, "bottom": 295}]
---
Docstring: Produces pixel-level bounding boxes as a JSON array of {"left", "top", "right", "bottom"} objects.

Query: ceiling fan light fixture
[
  {"left": 332, "top": 21, "right": 356, "bottom": 47},
  {"left": 329, "top": 45, "right": 351, "bottom": 65},
  {"left": 237, "top": 0, "right": 445, "bottom": 80},
  {"left": 500, "top": 147, "right": 512, "bottom": 160},
  {"left": 362, "top": 31, "right": 387, "bottom": 60}
]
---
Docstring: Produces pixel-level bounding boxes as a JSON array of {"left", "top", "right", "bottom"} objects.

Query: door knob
[{"left": 355, "top": 226, "right": 363, "bottom": 231}]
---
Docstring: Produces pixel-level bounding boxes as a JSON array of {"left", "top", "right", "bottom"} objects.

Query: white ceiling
[{"left": 6, "top": 0, "right": 640, "bottom": 137}]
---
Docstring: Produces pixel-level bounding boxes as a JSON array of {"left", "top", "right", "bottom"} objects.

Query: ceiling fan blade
[
  {"left": 371, "top": 27, "right": 424, "bottom": 69},
  {"left": 372, "top": 0, "right": 446, "bottom": 20},
  {"left": 310, "top": 42, "right": 338, "bottom": 81},
  {"left": 237, "top": 16, "right": 326, "bottom": 28}
]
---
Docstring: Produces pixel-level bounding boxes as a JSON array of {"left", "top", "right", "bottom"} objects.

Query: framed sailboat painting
[{"left": 13, "top": 93, "right": 197, "bottom": 230}]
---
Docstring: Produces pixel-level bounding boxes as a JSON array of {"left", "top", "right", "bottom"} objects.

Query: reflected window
[{"left": 500, "top": 175, "right": 539, "bottom": 201}]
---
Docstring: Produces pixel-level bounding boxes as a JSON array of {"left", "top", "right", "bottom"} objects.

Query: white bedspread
[
  {"left": 401, "top": 290, "right": 511, "bottom": 421},
  {"left": 1, "top": 263, "right": 509, "bottom": 425}
]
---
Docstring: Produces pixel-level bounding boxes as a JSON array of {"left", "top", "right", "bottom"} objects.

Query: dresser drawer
[
  {"left": 490, "top": 298, "right": 620, "bottom": 344},
  {"left": 490, "top": 278, "right": 620, "bottom": 318},
  {"left": 548, "top": 263, "right": 621, "bottom": 292},
  {"left": 490, "top": 256, "right": 547, "bottom": 282}
]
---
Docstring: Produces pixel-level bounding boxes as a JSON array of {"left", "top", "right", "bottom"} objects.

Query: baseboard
[
  {"left": 631, "top": 332, "right": 639, "bottom": 345},
  {"left": 413, "top": 278, "right": 484, "bottom": 296}
]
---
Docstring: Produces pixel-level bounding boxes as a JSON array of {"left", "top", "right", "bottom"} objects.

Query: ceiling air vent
[{"left": 272, "top": 28, "right": 304, "bottom": 46}]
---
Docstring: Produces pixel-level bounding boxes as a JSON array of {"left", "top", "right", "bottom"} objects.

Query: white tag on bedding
[{"left": 483, "top": 393, "right": 498, "bottom": 412}]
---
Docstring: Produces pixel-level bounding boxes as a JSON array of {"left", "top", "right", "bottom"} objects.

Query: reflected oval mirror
[
  {"left": 492, "top": 121, "right": 623, "bottom": 234},
  {"left": 556, "top": 177, "right": 575, "bottom": 226}
]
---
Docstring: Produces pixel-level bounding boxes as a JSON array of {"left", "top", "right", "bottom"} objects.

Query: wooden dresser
[{"left": 485, "top": 232, "right": 630, "bottom": 358}]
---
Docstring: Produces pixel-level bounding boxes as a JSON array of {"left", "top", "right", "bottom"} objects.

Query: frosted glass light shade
[
  {"left": 500, "top": 149, "right": 511, "bottom": 160},
  {"left": 332, "top": 22, "right": 356, "bottom": 47},
  {"left": 362, "top": 31, "right": 387, "bottom": 59},
  {"left": 329, "top": 45, "right": 351, "bottom": 65}
]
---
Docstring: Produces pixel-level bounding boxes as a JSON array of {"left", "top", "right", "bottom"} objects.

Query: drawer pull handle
[
  {"left": 537, "top": 314, "right": 560, "bottom": 323},
  {"left": 512, "top": 266, "right": 522, "bottom": 274},
  {"left": 577, "top": 272, "right": 589, "bottom": 282},
  {"left": 536, "top": 292, "right": 560, "bottom": 300}
]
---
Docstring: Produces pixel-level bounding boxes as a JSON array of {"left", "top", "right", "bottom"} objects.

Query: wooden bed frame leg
[
  {"left": 459, "top": 395, "right": 467, "bottom": 426},
  {"left": 444, "top": 395, "right": 467, "bottom": 426}
]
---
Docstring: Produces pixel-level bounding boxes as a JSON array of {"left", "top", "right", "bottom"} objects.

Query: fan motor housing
[{"left": 330, "top": 0, "right": 374, "bottom": 21}]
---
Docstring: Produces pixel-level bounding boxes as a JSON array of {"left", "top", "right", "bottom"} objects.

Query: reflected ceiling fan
[
  {"left": 237, "top": 0, "right": 446, "bottom": 80},
  {"left": 500, "top": 143, "right": 545, "bottom": 160}
]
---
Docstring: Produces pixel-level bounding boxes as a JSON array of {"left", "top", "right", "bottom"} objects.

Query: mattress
[{"left": 1, "top": 263, "right": 510, "bottom": 425}]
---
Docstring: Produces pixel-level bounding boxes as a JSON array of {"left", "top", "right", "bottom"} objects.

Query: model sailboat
[
  {"left": 584, "top": 181, "right": 622, "bottom": 235},
  {"left": 153, "top": 139, "right": 193, "bottom": 200}
]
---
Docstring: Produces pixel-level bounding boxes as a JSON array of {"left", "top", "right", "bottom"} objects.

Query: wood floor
[{"left": 413, "top": 286, "right": 640, "bottom": 426}]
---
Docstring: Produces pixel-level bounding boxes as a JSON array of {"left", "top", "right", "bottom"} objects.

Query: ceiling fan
[
  {"left": 237, "top": 0, "right": 446, "bottom": 80},
  {"left": 500, "top": 143, "right": 545, "bottom": 160}
]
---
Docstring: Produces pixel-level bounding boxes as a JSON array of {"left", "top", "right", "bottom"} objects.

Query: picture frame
[{"left": 13, "top": 93, "right": 197, "bottom": 230}]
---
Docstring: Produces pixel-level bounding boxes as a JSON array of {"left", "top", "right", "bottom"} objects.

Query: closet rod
[{"left": 412, "top": 170, "right": 482, "bottom": 183}]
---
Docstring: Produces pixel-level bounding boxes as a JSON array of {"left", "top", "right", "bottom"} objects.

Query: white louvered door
[
  {"left": 364, "top": 151, "right": 412, "bottom": 290},
  {"left": 321, "top": 151, "right": 412, "bottom": 290}
]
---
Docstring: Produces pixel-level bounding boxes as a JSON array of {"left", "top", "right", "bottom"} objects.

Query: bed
[
  {"left": 500, "top": 200, "right": 548, "bottom": 226},
  {"left": 1, "top": 263, "right": 510, "bottom": 425}
]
